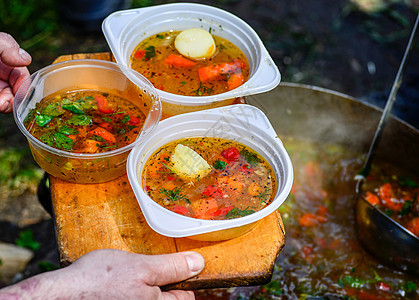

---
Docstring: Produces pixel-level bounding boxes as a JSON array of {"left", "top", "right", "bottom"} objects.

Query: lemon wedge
[
  {"left": 174, "top": 28, "right": 216, "bottom": 59},
  {"left": 171, "top": 144, "right": 211, "bottom": 181}
]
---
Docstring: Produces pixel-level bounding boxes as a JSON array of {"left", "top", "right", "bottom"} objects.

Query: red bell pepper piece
[
  {"left": 134, "top": 49, "right": 145, "bottom": 60},
  {"left": 203, "top": 185, "right": 224, "bottom": 198},
  {"left": 128, "top": 114, "right": 141, "bottom": 125},
  {"left": 221, "top": 147, "right": 240, "bottom": 162},
  {"left": 170, "top": 205, "right": 189, "bottom": 216},
  {"left": 210, "top": 206, "right": 234, "bottom": 218}
]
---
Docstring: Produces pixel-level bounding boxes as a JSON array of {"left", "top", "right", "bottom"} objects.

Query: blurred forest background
[{"left": 0, "top": 0, "right": 418, "bottom": 288}]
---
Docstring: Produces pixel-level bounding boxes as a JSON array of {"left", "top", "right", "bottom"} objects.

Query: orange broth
[
  {"left": 142, "top": 137, "right": 276, "bottom": 220},
  {"left": 130, "top": 30, "right": 250, "bottom": 96},
  {"left": 24, "top": 90, "right": 146, "bottom": 154}
]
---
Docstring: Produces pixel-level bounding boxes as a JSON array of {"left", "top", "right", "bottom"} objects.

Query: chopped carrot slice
[
  {"left": 95, "top": 94, "right": 115, "bottom": 114},
  {"left": 164, "top": 54, "right": 196, "bottom": 68},
  {"left": 378, "top": 183, "right": 404, "bottom": 212},
  {"left": 198, "top": 60, "right": 245, "bottom": 83},
  {"left": 83, "top": 139, "right": 100, "bottom": 153},
  {"left": 198, "top": 65, "right": 222, "bottom": 82},
  {"left": 407, "top": 217, "right": 419, "bottom": 237},
  {"left": 299, "top": 213, "right": 319, "bottom": 227},
  {"left": 217, "top": 176, "right": 244, "bottom": 192},
  {"left": 193, "top": 198, "right": 219, "bottom": 220},
  {"left": 316, "top": 205, "right": 329, "bottom": 216},
  {"left": 147, "top": 155, "right": 169, "bottom": 177},
  {"left": 248, "top": 182, "right": 261, "bottom": 196},
  {"left": 89, "top": 126, "right": 116, "bottom": 143},
  {"left": 365, "top": 191, "right": 380, "bottom": 206},
  {"left": 227, "top": 72, "right": 244, "bottom": 90}
]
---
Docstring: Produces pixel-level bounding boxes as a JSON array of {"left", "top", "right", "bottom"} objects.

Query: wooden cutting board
[{"left": 49, "top": 52, "right": 285, "bottom": 290}]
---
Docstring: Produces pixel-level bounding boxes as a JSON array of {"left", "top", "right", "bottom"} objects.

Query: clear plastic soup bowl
[
  {"left": 102, "top": 2, "right": 281, "bottom": 117},
  {"left": 13, "top": 59, "right": 161, "bottom": 184},
  {"left": 126, "top": 104, "right": 293, "bottom": 241}
]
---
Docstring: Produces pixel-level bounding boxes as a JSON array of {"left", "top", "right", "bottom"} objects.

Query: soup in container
[
  {"left": 13, "top": 59, "right": 161, "bottom": 183},
  {"left": 102, "top": 3, "right": 281, "bottom": 117},
  {"left": 126, "top": 104, "right": 293, "bottom": 241}
]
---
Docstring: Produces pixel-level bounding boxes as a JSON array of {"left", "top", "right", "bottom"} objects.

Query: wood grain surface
[{"left": 49, "top": 53, "right": 285, "bottom": 290}]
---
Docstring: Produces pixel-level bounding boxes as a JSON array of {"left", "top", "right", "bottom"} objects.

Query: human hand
[
  {"left": 0, "top": 249, "right": 205, "bottom": 299},
  {"left": 0, "top": 32, "right": 32, "bottom": 113}
]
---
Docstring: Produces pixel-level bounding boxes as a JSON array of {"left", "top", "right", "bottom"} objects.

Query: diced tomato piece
[
  {"left": 365, "top": 191, "right": 380, "bottom": 206},
  {"left": 202, "top": 185, "right": 224, "bottom": 198},
  {"left": 221, "top": 147, "right": 240, "bottom": 162},
  {"left": 377, "top": 282, "right": 391, "bottom": 292},
  {"left": 210, "top": 206, "right": 234, "bottom": 218},
  {"left": 128, "top": 114, "right": 141, "bottom": 125},
  {"left": 167, "top": 176, "right": 175, "bottom": 181},
  {"left": 95, "top": 94, "right": 115, "bottom": 114},
  {"left": 407, "top": 217, "right": 419, "bottom": 237},
  {"left": 239, "top": 163, "right": 252, "bottom": 173},
  {"left": 144, "top": 185, "right": 151, "bottom": 191},
  {"left": 134, "top": 49, "right": 145, "bottom": 60},
  {"left": 170, "top": 205, "right": 189, "bottom": 216},
  {"left": 164, "top": 54, "right": 196, "bottom": 68},
  {"left": 89, "top": 126, "right": 116, "bottom": 143}
]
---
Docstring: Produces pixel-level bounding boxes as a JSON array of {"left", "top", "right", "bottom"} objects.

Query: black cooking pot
[{"left": 247, "top": 82, "right": 419, "bottom": 273}]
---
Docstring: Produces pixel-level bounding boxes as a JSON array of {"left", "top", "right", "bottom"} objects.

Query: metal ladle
[{"left": 355, "top": 13, "right": 419, "bottom": 274}]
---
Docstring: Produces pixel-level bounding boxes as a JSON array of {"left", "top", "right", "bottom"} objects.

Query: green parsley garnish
[
  {"left": 193, "top": 83, "right": 214, "bottom": 96},
  {"left": 225, "top": 207, "right": 255, "bottom": 219},
  {"left": 144, "top": 45, "right": 156, "bottom": 60},
  {"left": 240, "top": 149, "right": 261, "bottom": 167},
  {"left": 159, "top": 186, "right": 189, "bottom": 203},
  {"left": 35, "top": 114, "right": 53, "bottom": 127},
  {"left": 213, "top": 159, "right": 227, "bottom": 171}
]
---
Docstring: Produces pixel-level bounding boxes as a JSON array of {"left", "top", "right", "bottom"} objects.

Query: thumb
[
  {"left": 144, "top": 251, "right": 205, "bottom": 287},
  {"left": 0, "top": 32, "right": 32, "bottom": 67}
]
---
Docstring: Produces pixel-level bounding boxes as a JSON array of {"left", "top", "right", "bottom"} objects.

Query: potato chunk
[
  {"left": 171, "top": 144, "right": 211, "bottom": 181},
  {"left": 174, "top": 28, "right": 216, "bottom": 59}
]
